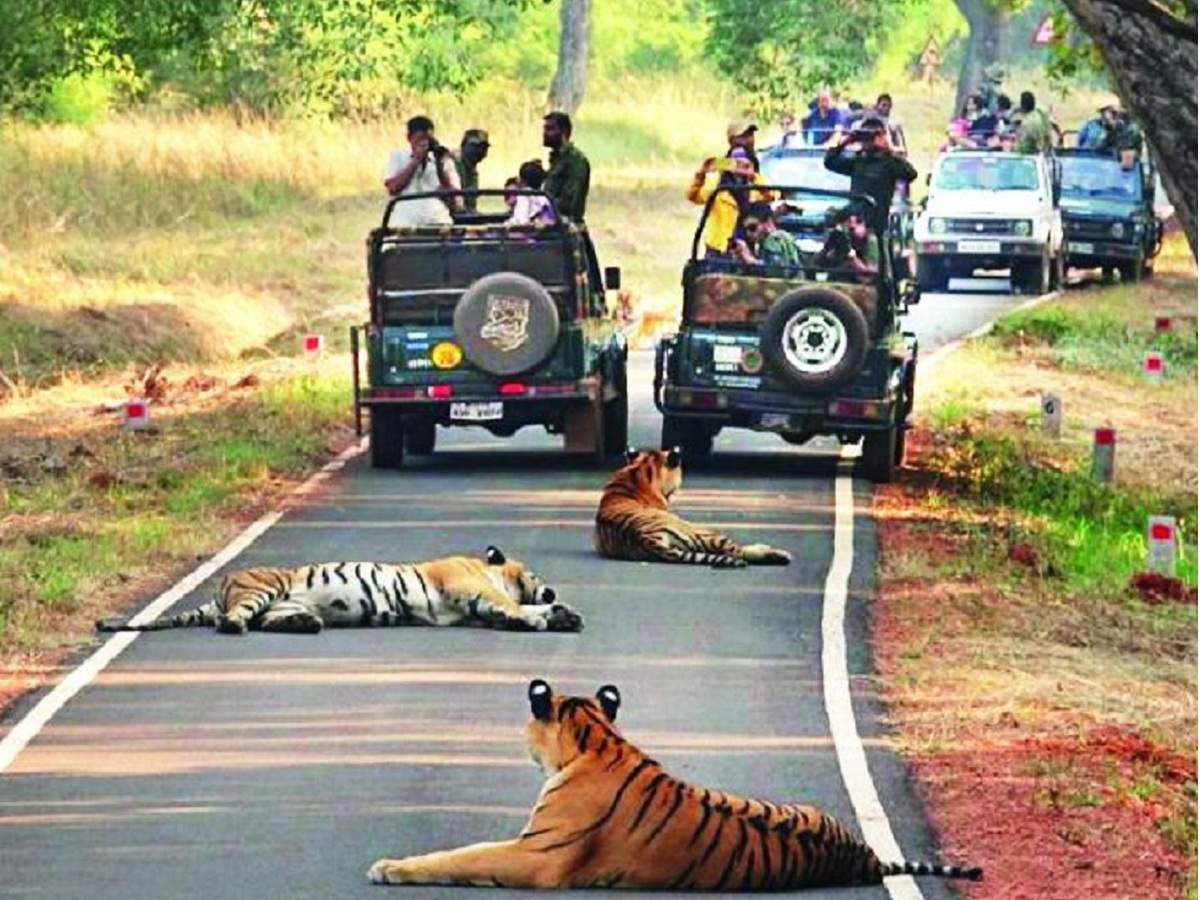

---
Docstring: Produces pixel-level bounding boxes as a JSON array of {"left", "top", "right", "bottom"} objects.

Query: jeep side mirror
[{"left": 604, "top": 266, "right": 621, "bottom": 291}]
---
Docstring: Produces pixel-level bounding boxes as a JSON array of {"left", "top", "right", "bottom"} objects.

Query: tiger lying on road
[
  {"left": 594, "top": 448, "right": 792, "bottom": 567},
  {"left": 96, "top": 546, "right": 582, "bottom": 635},
  {"left": 367, "top": 679, "right": 983, "bottom": 889}
]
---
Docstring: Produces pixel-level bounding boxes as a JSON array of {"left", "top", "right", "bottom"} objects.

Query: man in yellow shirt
[{"left": 687, "top": 145, "right": 775, "bottom": 258}]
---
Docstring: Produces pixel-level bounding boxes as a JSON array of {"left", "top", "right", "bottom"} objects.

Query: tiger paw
[
  {"left": 544, "top": 603, "right": 583, "bottom": 632},
  {"left": 368, "top": 859, "right": 409, "bottom": 885},
  {"left": 216, "top": 615, "right": 248, "bottom": 635}
]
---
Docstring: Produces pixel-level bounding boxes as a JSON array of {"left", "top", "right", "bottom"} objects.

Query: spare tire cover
[
  {"left": 453, "top": 272, "right": 561, "bottom": 376},
  {"left": 759, "top": 287, "right": 870, "bottom": 393}
]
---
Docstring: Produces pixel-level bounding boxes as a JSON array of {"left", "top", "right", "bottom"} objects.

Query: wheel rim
[{"left": 781, "top": 307, "right": 848, "bottom": 374}]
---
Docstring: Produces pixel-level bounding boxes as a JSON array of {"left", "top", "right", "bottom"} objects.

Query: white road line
[
  {"left": 823, "top": 452, "right": 923, "bottom": 900},
  {"left": 0, "top": 438, "right": 368, "bottom": 774}
]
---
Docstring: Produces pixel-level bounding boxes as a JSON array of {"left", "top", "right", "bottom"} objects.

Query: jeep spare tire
[
  {"left": 453, "top": 272, "right": 560, "bottom": 376},
  {"left": 759, "top": 287, "right": 870, "bottom": 392}
]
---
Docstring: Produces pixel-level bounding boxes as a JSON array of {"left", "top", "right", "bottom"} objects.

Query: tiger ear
[
  {"left": 529, "top": 679, "right": 553, "bottom": 721},
  {"left": 666, "top": 447, "right": 682, "bottom": 469},
  {"left": 625, "top": 446, "right": 640, "bottom": 464},
  {"left": 485, "top": 546, "right": 506, "bottom": 565},
  {"left": 595, "top": 684, "right": 621, "bottom": 721}
]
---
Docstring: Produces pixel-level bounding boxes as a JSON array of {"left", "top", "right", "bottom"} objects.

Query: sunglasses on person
[{"left": 743, "top": 221, "right": 762, "bottom": 234}]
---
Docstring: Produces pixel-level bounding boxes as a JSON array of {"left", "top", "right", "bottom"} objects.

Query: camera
[{"left": 427, "top": 139, "right": 449, "bottom": 160}]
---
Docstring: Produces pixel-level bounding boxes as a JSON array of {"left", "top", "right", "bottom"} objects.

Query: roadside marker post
[
  {"left": 1092, "top": 427, "right": 1116, "bottom": 482},
  {"left": 1143, "top": 351, "right": 1165, "bottom": 383},
  {"left": 303, "top": 334, "right": 325, "bottom": 356},
  {"left": 1147, "top": 516, "right": 1178, "bottom": 576},
  {"left": 1154, "top": 316, "right": 1171, "bottom": 333},
  {"left": 123, "top": 399, "right": 151, "bottom": 431},
  {"left": 1040, "top": 392, "right": 1062, "bottom": 437}
]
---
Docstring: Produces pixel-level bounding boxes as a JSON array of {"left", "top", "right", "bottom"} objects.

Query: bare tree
[
  {"left": 1059, "top": 0, "right": 1197, "bottom": 256},
  {"left": 953, "top": 0, "right": 1008, "bottom": 113},
  {"left": 548, "top": 0, "right": 590, "bottom": 114}
]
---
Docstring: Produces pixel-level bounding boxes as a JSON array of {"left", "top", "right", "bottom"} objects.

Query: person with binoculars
[
  {"left": 823, "top": 117, "right": 917, "bottom": 236},
  {"left": 383, "top": 115, "right": 462, "bottom": 225}
]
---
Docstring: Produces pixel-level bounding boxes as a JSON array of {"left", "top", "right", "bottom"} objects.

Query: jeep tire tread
[
  {"left": 859, "top": 426, "right": 898, "bottom": 484},
  {"left": 370, "top": 407, "right": 405, "bottom": 469},
  {"left": 404, "top": 417, "right": 436, "bottom": 455}
]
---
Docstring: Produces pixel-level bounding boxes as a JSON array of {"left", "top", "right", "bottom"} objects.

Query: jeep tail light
[
  {"left": 372, "top": 387, "right": 421, "bottom": 400},
  {"left": 499, "top": 382, "right": 527, "bottom": 396},
  {"left": 427, "top": 385, "right": 453, "bottom": 399},
  {"left": 536, "top": 383, "right": 576, "bottom": 396},
  {"left": 829, "top": 399, "right": 885, "bottom": 419}
]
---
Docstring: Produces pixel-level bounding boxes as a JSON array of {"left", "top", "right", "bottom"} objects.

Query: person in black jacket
[{"left": 823, "top": 117, "right": 917, "bottom": 235}]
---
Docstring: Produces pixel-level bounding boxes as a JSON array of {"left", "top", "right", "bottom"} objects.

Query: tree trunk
[
  {"left": 953, "top": 0, "right": 1007, "bottom": 114},
  {"left": 548, "top": 0, "right": 590, "bottom": 115},
  {"left": 1059, "top": 0, "right": 1197, "bottom": 257}
]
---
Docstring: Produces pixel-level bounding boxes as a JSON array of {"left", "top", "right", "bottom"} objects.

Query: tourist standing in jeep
[
  {"left": 383, "top": 115, "right": 461, "bottom": 224},
  {"left": 542, "top": 112, "right": 591, "bottom": 222},
  {"left": 823, "top": 119, "right": 917, "bottom": 236}
]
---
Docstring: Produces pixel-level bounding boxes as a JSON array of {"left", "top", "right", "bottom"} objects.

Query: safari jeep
[
  {"left": 655, "top": 185, "right": 919, "bottom": 483},
  {"left": 352, "top": 190, "right": 627, "bottom": 468},
  {"left": 1057, "top": 147, "right": 1163, "bottom": 281}
]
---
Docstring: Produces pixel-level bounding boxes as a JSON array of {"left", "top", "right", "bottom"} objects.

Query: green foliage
[{"left": 703, "top": 0, "right": 911, "bottom": 114}]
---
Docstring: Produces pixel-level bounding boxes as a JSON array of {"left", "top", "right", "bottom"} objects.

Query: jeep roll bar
[
  {"left": 689, "top": 183, "right": 886, "bottom": 266},
  {"left": 381, "top": 188, "right": 563, "bottom": 229}
]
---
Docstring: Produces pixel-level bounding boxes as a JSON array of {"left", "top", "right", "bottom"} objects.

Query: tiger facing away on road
[
  {"left": 96, "top": 547, "right": 582, "bottom": 635},
  {"left": 594, "top": 448, "right": 792, "bottom": 568},
  {"left": 368, "top": 679, "right": 983, "bottom": 889}
]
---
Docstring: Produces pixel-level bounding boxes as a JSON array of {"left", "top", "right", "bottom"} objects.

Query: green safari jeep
[
  {"left": 655, "top": 185, "right": 919, "bottom": 483},
  {"left": 353, "top": 190, "right": 627, "bottom": 468}
]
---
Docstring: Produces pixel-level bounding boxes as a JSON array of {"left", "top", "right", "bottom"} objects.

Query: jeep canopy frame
[{"left": 381, "top": 187, "right": 564, "bottom": 229}]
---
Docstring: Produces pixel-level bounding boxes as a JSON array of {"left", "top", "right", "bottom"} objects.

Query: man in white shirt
[{"left": 383, "top": 115, "right": 461, "bottom": 225}]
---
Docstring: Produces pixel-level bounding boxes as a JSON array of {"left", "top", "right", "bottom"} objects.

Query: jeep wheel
[
  {"left": 760, "top": 288, "right": 870, "bottom": 393},
  {"left": 1050, "top": 251, "right": 1065, "bottom": 290},
  {"left": 404, "top": 417, "right": 436, "bottom": 455},
  {"left": 1119, "top": 252, "right": 1145, "bottom": 283},
  {"left": 564, "top": 397, "right": 608, "bottom": 466},
  {"left": 859, "top": 426, "right": 897, "bottom": 484},
  {"left": 603, "top": 355, "right": 629, "bottom": 459},
  {"left": 917, "top": 257, "right": 948, "bottom": 293},
  {"left": 661, "top": 415, "right": 713, "bottom": 458},
  {"left": 370, "top": 408, "right": 405, "bottom": 469},
  {"left": 453, "top": 272, "right": 561, "bottom": 376},
  {"left": 1013, "top": 253, "right": 1050, "bottom": 295},
  {"left": 894, "top": 424, "right": 908, "bottom": 467}
]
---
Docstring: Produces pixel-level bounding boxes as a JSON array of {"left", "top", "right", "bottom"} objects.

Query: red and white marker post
[
  {"left": 1146, "top": 516, "right": 1178, "bottom": 576},
  {"left": 303, "top": 334, "right": 325, "bottom": 356},
  {"left": 1143, "top": 351, "right": 1165, "bottom": 383},
  {"left": 1154, "top": 316, "right": 1171, "bottom": 333},
  {"left": 123, "top": 398, "right": 151, "bottom": 431},
  {"left": 1092, "top": 427, "right": 1116, "bottom": 482}
]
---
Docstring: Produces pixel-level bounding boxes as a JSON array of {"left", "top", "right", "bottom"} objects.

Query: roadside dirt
[{"left": 875, "top": 426, "right": 1196, "bottom": 900}]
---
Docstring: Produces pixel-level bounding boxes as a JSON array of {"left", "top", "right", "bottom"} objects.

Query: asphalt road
[{"left": 1, "top": 285, "right": 1031, "bottom": 900}]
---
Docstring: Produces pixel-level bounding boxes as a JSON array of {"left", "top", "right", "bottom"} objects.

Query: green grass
[
  {"left": 0, "top": 371, "right": 354, "bottom": 650},
  {"left": 992, "top": 301, "right": 1198, "bottom": 377}
]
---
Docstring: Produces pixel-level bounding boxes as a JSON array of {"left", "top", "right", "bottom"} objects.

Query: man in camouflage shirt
[
  {"left": 1013, "top": 91, "right": 1054, "bottom": 154},
  {"left": 542, "top": 111, "right": 591, "bottom": 222},
  {"left": 733, "top": 203, "right": 801, "bottom": 268}
]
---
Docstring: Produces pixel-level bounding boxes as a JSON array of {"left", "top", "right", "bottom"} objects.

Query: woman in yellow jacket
[{"left": 686, "top": 148, "right": 776, "bottom": 258}]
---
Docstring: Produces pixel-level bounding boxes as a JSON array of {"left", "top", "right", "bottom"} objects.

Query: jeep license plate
[
  {"left": 957, "top": 240, "right": 1001, "bottom": 253},
  {"left": 450, "top": 401, "right": 503, "bottom": 421},
  {"left": 1068, "top": 241, "right": 1094, "bottom": 254}
]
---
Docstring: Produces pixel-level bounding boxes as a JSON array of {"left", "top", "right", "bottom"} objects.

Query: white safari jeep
[{"left": 914, "top": 151, "right": 1064, "bottom": 294}]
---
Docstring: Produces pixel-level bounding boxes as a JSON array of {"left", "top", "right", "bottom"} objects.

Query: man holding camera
[
  {"left": 383, "top": 115, "right": 462, "bottom": 225},
  {"left": 823, "top": 117, "right": 917, "bottom": 236}
]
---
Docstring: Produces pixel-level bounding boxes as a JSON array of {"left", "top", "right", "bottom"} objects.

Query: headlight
[
  {"left": 1012, "top": 220, "right": 1032, "bottom": 236},
  {"left": 929, "top": 217, "right": 947, "bottom": 234},
  {"left": 1110, "top": 222, "right": 1126, "bottom": 238},
  {"left": 1133, "top": 222, "right": 1146, "bottom": 234}
]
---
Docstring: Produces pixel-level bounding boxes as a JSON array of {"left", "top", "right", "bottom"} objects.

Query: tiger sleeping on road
[
  {"left": 96, "top": 546, "right": 582, "bottom": 635},
  {"left": 594, "top": 448, "right": 792, "bottom": 567},
  {"left": 368, "top": 679, "right": 983, "bottom": 889}
]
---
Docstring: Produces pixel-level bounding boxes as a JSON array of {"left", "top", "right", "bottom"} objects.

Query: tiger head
[
  {"left": 525, "top": 679, "right": 621, "bottom": 774},
  {"left": 485, "top": 545, "right": 556, "bottom": 606},
  {"left": 608, "top": 447, "right": 683, "bottom": 502}
]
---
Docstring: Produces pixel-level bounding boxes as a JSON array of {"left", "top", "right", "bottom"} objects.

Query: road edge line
[
  {"left": 922, "top": 288, "right": 1062, "bottom": 374},
  {"left": 823, "top": 450, "right": 923, "bottom": 900},
  {"left": 0, "top": 437, "right": 368, "bottom": 773}
]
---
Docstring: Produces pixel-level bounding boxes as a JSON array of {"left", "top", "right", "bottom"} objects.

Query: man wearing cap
[
  {"left": 454, "top": 128, "right": 490, "bottom": 212},
  {"left": 802, "top": 91, "right": 845, "bottom": 146},
  {"left": 824, "top": 117, "right": 917, "bottom": 236},
  {"left": 542, "top": 111, "right": 591, "bottom": 222},
  {"left": 1079, "top": 100, "right": 1142, "bottom": 153}
]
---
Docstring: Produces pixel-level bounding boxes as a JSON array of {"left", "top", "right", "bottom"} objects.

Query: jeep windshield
[
  {"left": 933, "top": 155, "right": 1039, "bottom": 191},
  {"left": 760, "top": 150, "right": 851, "bottom": 198},
  {"left": 1060, "top": 155, "right": 1143, "bottom": 202}
]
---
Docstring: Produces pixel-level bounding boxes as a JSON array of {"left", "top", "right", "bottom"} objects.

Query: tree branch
[{"left": 1095, "top": 0, "right": 1197, "bottom": 38}]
